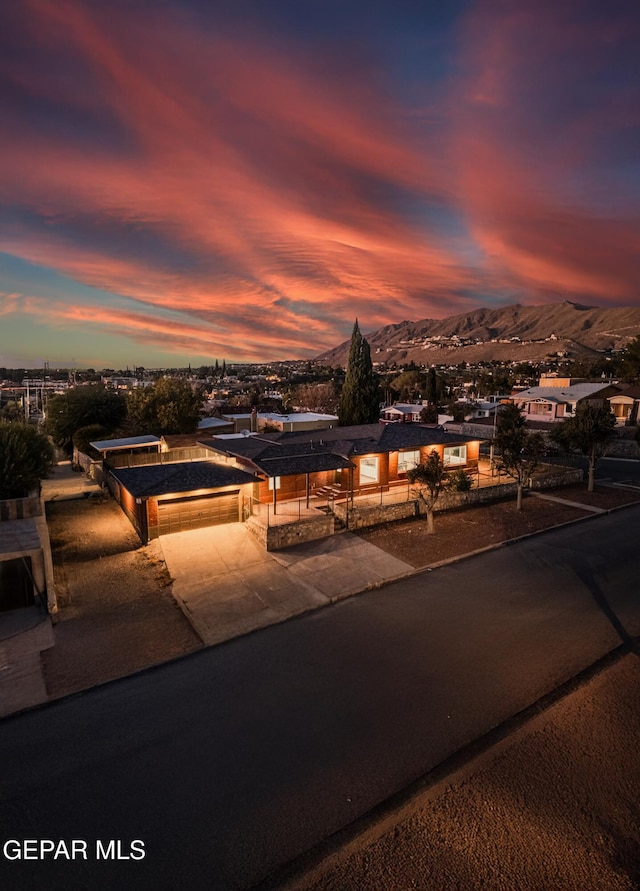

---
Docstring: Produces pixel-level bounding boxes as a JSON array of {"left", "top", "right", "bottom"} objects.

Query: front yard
[
  {"left": 356, "top": 485, "right": 640, "bottom": 569},
  {"left": 44, "top": 498, "right": 202, "bottom": 699}
]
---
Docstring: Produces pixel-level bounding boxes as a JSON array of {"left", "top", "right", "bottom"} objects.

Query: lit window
[
  {"left": 443, "top": 445, "right": 467, "bottom": 466},
  {"left": 398, "top": 449, "right": 420, "bottom": 473},
  {"left": 359, "top": 456, "right": 379, "bottom": 484}
]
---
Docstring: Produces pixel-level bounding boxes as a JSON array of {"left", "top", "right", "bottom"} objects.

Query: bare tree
[
  {"left": 494, "top": 403, "right": 544, "bottom": 509},
  {"left": 407, "top": 450, "right": 450, "bottom": 533}
]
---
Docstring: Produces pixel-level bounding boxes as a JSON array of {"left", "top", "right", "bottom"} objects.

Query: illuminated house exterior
[
  {"left": 202, "top": 423, "right": 482, "bottom": 507},
  {"left": 101, "top": 425, "right": 483, "bottom": 542}
]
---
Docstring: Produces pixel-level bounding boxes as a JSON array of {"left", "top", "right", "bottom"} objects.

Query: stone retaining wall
[
  {"left": 333, "top": 499, "right": 418, "bottom": 529},
  {"left": 245, "top": 514, "right": 334, "bottom": 551},
  {"left": 338, "top": 466, "right": 584, "bottom": 531},
  {"left": 607, "top": 440, "right": 640, "bottom": 458}
]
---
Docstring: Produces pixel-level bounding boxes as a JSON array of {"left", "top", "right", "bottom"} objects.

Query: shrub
[{"left": 449, "top": 468, "right": 473, "bottom": 492}]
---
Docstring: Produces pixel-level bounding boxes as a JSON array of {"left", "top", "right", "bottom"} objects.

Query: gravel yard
[
  {"left": 43, "top": 498, "right": 202, "bottom": 700},
  {"left": 356, "top": 485, "right": 640, "bottom": 569}
]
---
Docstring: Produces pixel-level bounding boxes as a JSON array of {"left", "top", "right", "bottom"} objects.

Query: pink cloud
[
  {"left": 0, "top": 0, "right": 486, "bottom": 360},
  {"left": 448, "top": 0, "right": 640, "bottom": 305},
  {"left": 1, "top": 0, "right": 637, "bottom": 366}
]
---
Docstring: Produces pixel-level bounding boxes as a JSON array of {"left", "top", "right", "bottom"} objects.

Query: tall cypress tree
[{"left": 338, "top": 320, "right": 380, "bottom": 426}]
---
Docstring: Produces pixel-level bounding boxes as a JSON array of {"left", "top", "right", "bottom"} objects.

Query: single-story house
[
  {"left": 0, "top": 497, "right": 55, "bottom": 614},
  {"left": 105, "top": 424, "right": 484, "bottom": 542},
  {"left": 201, "top": 423, "right": 483, "bottom": 507},
  {"left": 607, "top": 386, "right": 640, "bottom": 425},
  {"left": 512, "top": 383, "right": 620, "bottom": 422},
  {"left": 380, "top": 403, "right": 426, "bottom": 423},
  {"left": 221, "top": 410, "right": 338, "bottom": 434},
  {"left": 197, "top": 416, "right": 235, "bottom": 434},
  {"left": 107, "top": 461, "right": 256, "bottom": 542},
  {"left": 90, "top": 434, "right": 163, "bottom": 460}
]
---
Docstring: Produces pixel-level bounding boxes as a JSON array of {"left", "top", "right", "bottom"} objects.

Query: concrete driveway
[{"left": 159, "top": 524, "right": 412, "bottom": 646}]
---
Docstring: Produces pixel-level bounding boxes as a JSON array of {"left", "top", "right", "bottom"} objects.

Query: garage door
[{"left": 157, "top": 491, "right": 239, "bottom": 535}]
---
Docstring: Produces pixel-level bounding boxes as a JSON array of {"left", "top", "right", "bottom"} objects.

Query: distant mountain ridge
[{"left": 318, "top": 302, "right": 640, "bottom": 366}]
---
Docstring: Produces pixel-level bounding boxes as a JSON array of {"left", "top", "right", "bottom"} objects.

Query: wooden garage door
[{"left": 157, "top": 491, "right": 239, "bottom": 535}]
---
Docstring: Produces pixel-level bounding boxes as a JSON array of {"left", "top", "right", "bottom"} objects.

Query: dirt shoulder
[
  {"left": 292, "top": 653, "right": 640, "bottom": 891},
  {"left": 43, "top": 498, "right": 202, "bottom": 700},
  {"left": 356, "top": 485, "right": 640, "bottom": 569}
]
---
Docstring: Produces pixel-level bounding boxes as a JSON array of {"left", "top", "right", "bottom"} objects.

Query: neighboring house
[
  {"left": 381, "top": 403, "right": 426, "bottom": 423},
  {"left": 608, "top": 386, "right": 640, "bottom": 425},
  {"left": 202, "top": 423, "right": 483, "bottom": 507},
  {"left": 467, "top": 401, "right": 502, "bottom": 420},
  {"left": 512, "top": 383, "right": 620, "bottom": 422},
  {"left": 197, "top": 417, "right": 234, "bottom": 434},
  {"left": 0, "top": 496, "right": 56, "bottom": 716},
  {"left": 90, "top": 434, "right": 162, "bottom": 461},
  {"left": 106, "top": 462, "right": 256, "bottom": 542},
  {"left": 221, "top": 410, "right": 338, "bottom": 434},
  {"left": 0, "top": 496, "right": 55, "bottom": 614}
]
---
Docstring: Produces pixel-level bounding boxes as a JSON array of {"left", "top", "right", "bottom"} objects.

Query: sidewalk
[
  {"left": 529, "top": 491, "right": 606, "bottom": 513},
  {"left": 159, "top": 526, "right": 412, "bottom": 646},
  {"left": 0, "top": 607, "right": 54, "bottom": 718},
  {"left": 41, "top": 460, "right": 103, "bottom": 501}
]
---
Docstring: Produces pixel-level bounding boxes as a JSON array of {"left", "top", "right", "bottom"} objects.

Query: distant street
[
  {"left": 547, "top": 453, "right": 640, "bottom": 485},
  {"left": 596, "top": 455, "right": 640, "bottom": 483},
  {"left": 1, "top": 507, "right": 639, "bottom": 891}
]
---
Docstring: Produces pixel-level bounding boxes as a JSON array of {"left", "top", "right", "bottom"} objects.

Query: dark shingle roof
[
  {"left": 269, "top": 423, "right": 478, "bottom": 450},
  {"left": 199, "top": 423, "right": 484, "bottom": 477},
  {"left": 255, "top": 444, "right": 352, "bottom": 477},
  {"left": 110, "top": 461, "right": 256, "bottom": 497}
]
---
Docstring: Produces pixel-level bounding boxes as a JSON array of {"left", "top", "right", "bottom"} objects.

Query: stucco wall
[{"left": 0, "top": 496, "right": 42, "bottom": 521}]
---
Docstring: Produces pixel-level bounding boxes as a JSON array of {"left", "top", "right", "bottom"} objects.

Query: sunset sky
[{"left": 1, "top": 0, "right": 639, "bottom": 368}]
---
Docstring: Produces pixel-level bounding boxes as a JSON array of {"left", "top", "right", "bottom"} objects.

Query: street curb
[{"left": 328, "top": 496, "right": 640, "bottom": 604}]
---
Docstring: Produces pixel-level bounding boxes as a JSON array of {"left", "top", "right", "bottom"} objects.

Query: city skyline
[{"left": 1, "top": 0, "right": 639, "bottom": 368}]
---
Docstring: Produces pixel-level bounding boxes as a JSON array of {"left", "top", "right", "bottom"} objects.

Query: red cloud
[
  {"left": 1, "top": 0, "right": 637, "bottom": 365},
  {"left": 448, "top": 0, "right": 640, "bottom": 304}
]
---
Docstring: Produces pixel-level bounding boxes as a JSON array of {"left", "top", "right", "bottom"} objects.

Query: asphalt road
[
  {"left": 1, "top": 507, "right": 639, "bottom": 891},
  {"left": 546, "top": 454, "right": 640, "bottom": 484}
]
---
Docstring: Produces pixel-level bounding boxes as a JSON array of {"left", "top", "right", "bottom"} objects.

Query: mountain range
[{"left": 317, "top": 302, "right": 640, "bottom": 367}]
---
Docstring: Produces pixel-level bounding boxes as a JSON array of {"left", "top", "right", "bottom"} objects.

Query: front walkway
[
  {"left": 529, "top": 491, "right": 606, "bottom": 514},
  {"left": 159, "top": 524, "right": 413, "bottom": 646}
]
